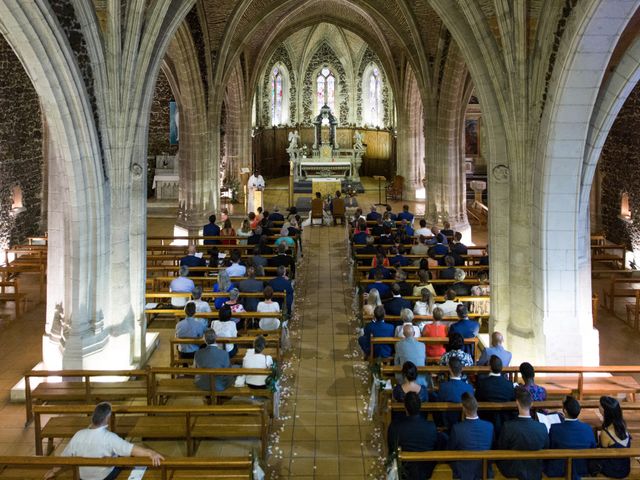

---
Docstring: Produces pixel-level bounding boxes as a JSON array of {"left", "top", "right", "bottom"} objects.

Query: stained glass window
[
  {"left": 366, "top": 66, "right": 382, "bottom": 126},
  {"left": 317, "top": 67, "right": 335, "bottom": 113},
  {"left": 271, "top": 66, "right": 284, "bottom": 125}
]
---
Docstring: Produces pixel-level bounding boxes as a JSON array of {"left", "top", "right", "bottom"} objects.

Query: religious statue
[
  {"left": 288, "top": 130, "right": 300, "bottom": 150},
  {"left": 354, "top": 130, "right": 364, "bottom": 150}
]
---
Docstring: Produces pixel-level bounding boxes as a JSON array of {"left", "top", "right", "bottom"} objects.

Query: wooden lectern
[{"left": 254, "top": 189, "right": 264, "bottom": 211}]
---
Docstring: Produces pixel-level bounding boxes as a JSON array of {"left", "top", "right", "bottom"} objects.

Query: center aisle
[{"left": 269, "top": 224, "right": 381, "bottom": 479}]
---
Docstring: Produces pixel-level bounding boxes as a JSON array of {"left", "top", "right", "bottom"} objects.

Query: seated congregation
[{"left": 352, "top": 206, "right": 635, "bottom": 479}]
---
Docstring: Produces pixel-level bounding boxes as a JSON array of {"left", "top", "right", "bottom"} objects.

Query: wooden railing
[
  {"left": 397, "top": 448, "right": 640, "bottom": 480},
  {"left": 0, "top": 455, "right": 253, "bottom": 480}
]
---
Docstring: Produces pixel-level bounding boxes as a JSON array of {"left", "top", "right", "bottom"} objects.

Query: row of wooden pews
[{"left": 0, "top": 455, "right": 254, "bottom": 479}]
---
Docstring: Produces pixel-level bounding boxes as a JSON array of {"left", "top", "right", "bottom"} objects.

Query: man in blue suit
[
  {"left": 396, "top": 204, "right": 414, "bottom": 223},
  {"left": 497, "top": 387, "right": 549, "bottom": 480},
  {"left": 435, "top": 357, "right": 474, "bottom": 430},
  {"left": 365, "top": 270, "right": 391, "bottom": 298},
  {"left": 475, "top": 355, "right": 515, "bottom": 435},
  {"left": 180, "top": 244, "right": 207, "bottom": 275},
  {"left": 448, "top": 305, "right": 479, "bottom": 357},
  {"left": 384, "top": 283, "right": 412, "bottom": 316},
  {"left": 544, "top": 396, "right": 597, "bottom": 479},
  {"left": 448, "top": 392, "right": 494, "bottom": 479},
  {"left": 203, "top": 214, "right": 220, "bottom": 245},
  {"left": 359, "top": 305, "right": 394, "bottom": 358},
  {"left": 387, "top": 392, "right": 438, "bottom": 480},
  {"left": 268, "top": 265, "right": 294, "bottom": 314}
]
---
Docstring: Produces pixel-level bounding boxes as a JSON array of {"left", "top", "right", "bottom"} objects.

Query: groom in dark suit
[
  {"left": 475, "top": 355, "right": 516, "bottom": 435},
  {"left": 448, "top": 392, "right": 494, "bottom": 479},
  {"left": 497, "top": 387, "right": 549, "bottom": 480},
  {"left": 387, "top": 392, "right": 438, "bottom": 479},
  {"left": 544, "top": 396, "right": 597, "bottom": 479}
]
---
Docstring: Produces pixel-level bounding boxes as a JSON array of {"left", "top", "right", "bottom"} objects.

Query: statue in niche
[
  {"left": 288, "top": 130, "right": 300, "bottom": 150},
  {"left": 353, "top": 131, "right": 364, "bottom": 150}
]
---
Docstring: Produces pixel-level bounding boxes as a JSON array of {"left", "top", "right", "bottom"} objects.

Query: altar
[
  {"left": 298, "top": 160, "right": 352, "bottom": 179},
  {"left": 152, "top": 155, "right": 179, "bottom": 200},
  {"left": 287, "top": 104, "right": 365, "bottom": 185}
]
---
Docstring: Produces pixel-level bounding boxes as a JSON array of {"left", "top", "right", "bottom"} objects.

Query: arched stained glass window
[
  {"left": 271, "top": 66, "right": 284, "bottom": 125},
  {"left": 364, "top": 66, "right": 382, "bottom": 126},
  {"left": 317, "top": 67, "right": 335, "bottom": 113}
]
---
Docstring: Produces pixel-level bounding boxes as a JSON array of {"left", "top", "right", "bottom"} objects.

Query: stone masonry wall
[
  {"left": 147, "top": 70, "right": 178, "bottom": 195},
  {"left": 599, "top": 80, "right": 640, "bottom": 253},
  {"left": 0, "top": 35, "right": 43, "bottom": 247}
]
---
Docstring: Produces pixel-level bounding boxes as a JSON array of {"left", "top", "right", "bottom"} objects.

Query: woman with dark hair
[
  {"left": 438, "top": 332, "right": 474, "bottom": 367},
  {"left": 392, "top": 361, "right": 428, "bottom": 402},
  {"left": 518, "top": 362, "right": 547, "bottom": 401},
  {"left": 590, "top": 396, "right": 631, "bottom": 478},
  {"left": 412, "top": 269, "right": 436, "bottom": 297},
  {"left": 242, "top": 335, "right": 274, "bottom": 389}
]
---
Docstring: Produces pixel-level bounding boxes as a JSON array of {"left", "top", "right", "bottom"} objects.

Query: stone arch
[
  {"left": 535, "top": 0, "right": 640, "bottom": 365},
  {"left": 0, "top": 2, "right": 109, "bottom": 367},
  {"left": 165, "top": 22, "right": 214, "bottom": 228},
  {"left": 223, "top": 59, "right": 251, "bottom": 185}
]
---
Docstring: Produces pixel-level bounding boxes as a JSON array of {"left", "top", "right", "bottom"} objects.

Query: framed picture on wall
[
  {"left": 169, "top": 101, "right": 179, "bottom": 145},
  {"left": 465, "top": 118, "right": 479, "bottom": 156}
]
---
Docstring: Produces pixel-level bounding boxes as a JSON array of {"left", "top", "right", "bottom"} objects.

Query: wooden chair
[
  {"left": 332, "top": 197, "right": 346, "bottom": 225},
  {"left": 311, "top": 197, "right": 324, "bottom": 225},
  {"left": 386, "top": 175, "right": 404, "bottom": 201}
]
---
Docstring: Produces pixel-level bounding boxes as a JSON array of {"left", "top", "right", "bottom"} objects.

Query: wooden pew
[
  {"left": 33, "top": 404, "right": 269, "bottom": 458},
  {"left": 147, "top": 243, "right": 296, "bottom": 255},
  {"left": 147, "top": 254, "right": 278, "bottom": 266},
  {"left": 380, "top": 365, "right": 640, "bottom": 401},
  {"left": 369, "top": 336, "right": 480, "bottom": 364},
  {"left": 170, "top": 336, "right": 281, "bottom": 367},
  {"left": 382, "top": 399, "right": 640, "bottom": 441},
  {"left": 0, "top": 280, "right": 28, "bottom": 316},
  {"left": 592, "top": 243, "right": 626, "bottom": 269},
  {"left": 146, "top": 265, "right": 280, "bottom": 277},
  {"left": 24, "top": 369, "right": 151, "bottom": 426},
  {"left": 0, "top": 455, "right": 253, "bottom": 479},
  {"left": 602, "top": 275, "right": 640, "bottom": 311},
  {"left": 144, "top": 309, "right": 285, "bottom": 331},
  {"left": 397, "top": 448, "right": 640, "bottom": 480},
  {"left": 627, "top": 290, "right": 640, "bottom": 330},
  {"left": 151, "top": 367, "right": 274, "bottom": 407},
  {"left": 149, "top": 276, "right": 276, "bottom": 290}
]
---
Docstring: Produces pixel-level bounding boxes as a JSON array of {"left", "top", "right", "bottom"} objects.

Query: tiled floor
[{"left": 265, "top": 223, "right": 382, "bottom": 478}]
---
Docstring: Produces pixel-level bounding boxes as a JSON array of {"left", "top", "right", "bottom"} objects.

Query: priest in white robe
[{"left": 247, "top": 170, "right": 265, "bottom": 214}]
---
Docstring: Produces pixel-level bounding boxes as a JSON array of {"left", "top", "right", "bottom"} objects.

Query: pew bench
[
  {"left": 33, "top": 404, "right": 269, "bottom": 458},
  {"left": 379, "top": 365, "right": 640, "bottom": 401},
  {"left": 144, "top": 308, "right": 285, "bottom": 331},
  {"left": 602, "top": 275, "right": 640, "bottom": 311},
  {"left": 0, "top": 456, "right": 254, "bottom": 480},
  {"left": 369, "top": 336, "right": 480, "bottom": 365},
  {"left": 0, "top": 280, "right": 28, "bottom": 316},
  {"left": 591, "top": 243, "right": 626, "bottom": 269},
  {"left": 24, "top": 369, "right": 151, "bottom": 425},
  {"left": 150, "top": 367, "right": 273, "bottom": 408},
  {"left": 170, "top": 336, "right": 281, "bottom": 367},
  {"left": 397, "top": 448, "right": 640, "bottom": 480}
]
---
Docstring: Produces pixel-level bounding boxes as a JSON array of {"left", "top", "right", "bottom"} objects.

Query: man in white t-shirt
[{"left": 44, "top": 402, "right": 163, "bottom": 480}]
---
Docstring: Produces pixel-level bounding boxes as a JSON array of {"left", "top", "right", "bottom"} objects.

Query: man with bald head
[
  {"left": 395, "top": 320, "right": 428, "bottom": 387},
  {"left": 478, "top": 331, "right": 512, "bottom": 367},
  {"left": 180, "top": 244, "right": 207, "bottom": 275}
]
